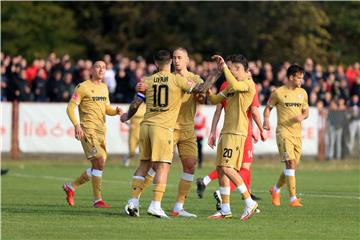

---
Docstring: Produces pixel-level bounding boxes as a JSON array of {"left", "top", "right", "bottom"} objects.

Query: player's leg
[
  {"left": 64, "top": 165, "right": 92, "bottom": 206},
  {"left": 62, "top": 131, "right": 96, "bottom": 206},
  {"left": 125, "top": 124, "right": 152, "bottom": 216},
  {"left": 172, "top": 157, "right": 197, "bottom": 217},
  {"left": 91, "top": 152, "right": 110, "bottom": 208},
  {"left": 221, "top": 135, "right": 258, "bottom": 220},
  {"left": 147, "top": 162, "right": 171, "bottom": 218},
  {"left": 147, "top": 126, "right": 174, "bottom": 218},
  {"left": 208, "top": 167, "right": 232, "bottom": 219},
  {"left": 196, "top": 169, "right": 219, "bottom": 199},
  {"left": 172, "top": 130, "right": 197, "bottom": 217},
  {"left": 269, "top": 135, "right": 286, "bottom": 206},
  {"left": 91, "top": 131, "right": 113, "bottom": 208},
  {"left": 287, "top": 137, "right": 303, "bottom": 207},
  {"left": 239, "top": 161, "right": 261, "bottom": 200},
  {"left": 237, "top": 137, "right": 253, "bottom": 193}
]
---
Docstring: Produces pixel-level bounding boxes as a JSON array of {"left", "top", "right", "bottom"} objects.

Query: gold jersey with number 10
[{"left": 141, "top": 71, "right": 195, "bottom": 129}]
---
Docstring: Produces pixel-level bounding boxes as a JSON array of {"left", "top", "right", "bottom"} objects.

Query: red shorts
[{"left": 242, "top": 136, "right": 253, "bottom": 163}]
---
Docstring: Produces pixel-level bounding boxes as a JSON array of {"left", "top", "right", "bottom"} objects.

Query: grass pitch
[{"left": 1, "top": 157, "right": 359, "bottom": 239}]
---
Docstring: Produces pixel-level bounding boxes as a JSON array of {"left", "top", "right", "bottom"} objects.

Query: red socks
[
  {"left": 207, "top": 170, "right": 219, "bottom": 180},
  {"left": 239, "top": 167, "right": 251, "bottom": 193}
]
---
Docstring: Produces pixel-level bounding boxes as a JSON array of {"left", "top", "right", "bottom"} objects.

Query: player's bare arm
[
  {"left": 263, "top": 104, "right": 272, "bottom": 131},
  {"left": 120, "top": 95, "right": 144, "bottom": 122},
  {"left": 208, "top": 103, "right": 223, "bottom": 149},
  {"left": 251, "top": 106, "right": 267, "bottom": 141},
  {"left": 191, "top": 70, "right": 222, "bottom": 93}
]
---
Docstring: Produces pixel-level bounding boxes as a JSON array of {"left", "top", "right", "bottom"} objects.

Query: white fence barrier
[
  {"left": 14, "top": 103, "right": 318, "bottom": 156},
  {"left": 0, "top": 102, "right": 12, "bottom": 152}
]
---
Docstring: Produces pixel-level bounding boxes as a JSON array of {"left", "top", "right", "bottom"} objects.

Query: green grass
[{"left": 1, "top": 157, "right": 360, "bottom": 240}]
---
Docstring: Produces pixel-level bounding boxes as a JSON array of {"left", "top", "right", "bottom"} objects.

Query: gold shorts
[
  {"left": 129, "top": 120, "right": 141, "bottom": 156},
  {"left": 139, "top": 124, "right": 174, "bottom": 163},
  {"left": 276, "top": 135, "right": 302, "bottom": 164},
  {"left": 173, "top": 129, "right": 198, "bottom": 159},
  {"left": 80, "top": 130, "right": 107, "bottom": 160},
  {"left": 216, "top": 134, "right": 246, "bottom": 171}
]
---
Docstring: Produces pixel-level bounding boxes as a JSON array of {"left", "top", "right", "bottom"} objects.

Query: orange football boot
[
  {"left": 269, "top": 186, "right": 281, "bottom": 206},
  {"left": 289, "top": 198, "right": 303, "bottom": 207}
]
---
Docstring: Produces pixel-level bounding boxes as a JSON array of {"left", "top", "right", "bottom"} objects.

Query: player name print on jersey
[{"left": 154, "top": 76, "right": 169, "bottom": 83}]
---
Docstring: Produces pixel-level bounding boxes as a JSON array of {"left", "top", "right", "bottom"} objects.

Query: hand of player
[
  {"left": 260, "top": 130, "right": 267, "bottom": 141},
  {"left": 252, "top": 131, "right": 259, "bottom": 143},
  {"left": 211, "top": 55, "right": 226, "bottom": 71},
  {"left": 116, "top": 107, "right": 124, "bottom": 115},
  {"left": 208, "top": 132, "right": 217, "bottom": 149},
  {"left": 206, "top": 89, "right": 213, "bottom": 96},
  {"left": 120, "top": 112, "right": 128, "bottom": 123},
  {"left": 263, "top": 119, "right": 271, "bottom": 131},
  {"left": 246, "top": 71, "right": 252, "bottom": 80},
  {"left": 195, "top": 93, "right": 206, "bottom": 104},
  {"left": 294, "top": 114, "right": 305, "bottom": 123},
  {"left": 135, "top": 82, "right": 146, "bottom": 93},
  {"left": 74, "top": 124, "right": 84, "bottom": 141}
]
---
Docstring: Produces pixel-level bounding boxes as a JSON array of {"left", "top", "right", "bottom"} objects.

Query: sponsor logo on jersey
[
  {"left": 285, "top": 102, "right": 302, "bottom": 107},
  {"left": 92, "top": 96, "right": 107, "bottom": 101}
]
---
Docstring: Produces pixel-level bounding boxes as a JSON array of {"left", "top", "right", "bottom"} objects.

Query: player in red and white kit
[{"left": 196, "top": 81, "right": 266, "bottom": 209}]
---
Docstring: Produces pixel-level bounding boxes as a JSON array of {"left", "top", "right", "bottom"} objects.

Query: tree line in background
[{"left": 1, "top": 1, "right": 359, "bottom": 66}]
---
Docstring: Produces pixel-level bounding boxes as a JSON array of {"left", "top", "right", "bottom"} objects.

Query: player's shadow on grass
[{"left": 2, "top": 204, "right": 122, "bottom": 218}]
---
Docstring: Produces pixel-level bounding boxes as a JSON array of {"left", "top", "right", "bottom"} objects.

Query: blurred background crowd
[{"left": 1, "top": 52, "right": 359, "bottom": 159}]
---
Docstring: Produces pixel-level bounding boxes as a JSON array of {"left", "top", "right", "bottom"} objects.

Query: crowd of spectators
[
  {"left": 1, "top": 52, "right": 359, "bottom": 105},
  {"left": 1, "top": 52, "right": 359, "bottom": 158}
]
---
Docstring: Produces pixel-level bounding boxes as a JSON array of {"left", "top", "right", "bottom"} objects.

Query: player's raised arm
[
  {"left": 190, "top": 70, "right": 222, "bottom": 93},
  {"left": 212, "top": 55, "right": 251, "bottom": 92}
]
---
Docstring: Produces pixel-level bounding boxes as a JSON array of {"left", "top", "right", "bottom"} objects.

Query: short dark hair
[
  {"left": 153, "top": 50, "right": 171, "bottom": 63},
  {"left": 287, "top": 64, "right": 304, "bottom": 78},
  {"left": 173, "top": 47, "right": 188, "bottom": 55},
  {"left": 226, "top": 54, "right": 248, "bottom": 71}
]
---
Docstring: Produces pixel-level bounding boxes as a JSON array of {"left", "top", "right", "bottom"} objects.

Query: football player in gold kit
[
  {"left": 207, "top": 54, "right": 258, "bottom": 221},
  {"left": 121, "top": 50, "right": 219, "bottom": 218},
  {"left": 130, "top": 48, "right": 215, "bottom": 218},
  {"left": 264, "top": 64, "right": 309, "bottom": 207},
  {"left": 63, "top": 61, "right": 123, "bottom": 208}
]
